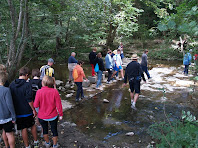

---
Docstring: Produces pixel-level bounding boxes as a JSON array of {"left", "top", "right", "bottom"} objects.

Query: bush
[{"left": 148, "top": 111, "right": 198, "bottom": 148}]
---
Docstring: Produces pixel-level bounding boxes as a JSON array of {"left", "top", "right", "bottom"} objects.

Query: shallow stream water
[{"left": 28, "top": 60, "right": 198, "bottom": 147}]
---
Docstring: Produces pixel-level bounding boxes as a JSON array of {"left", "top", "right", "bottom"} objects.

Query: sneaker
[
  {"left": 34, "top": 142, "right": 39, "bottom": 148},
  {"left": 53, "top": 144, "right": 59, "bottom": 148},
  {"left": 131, "top": 104, "right": 137, "bottom": 110},
  {"left": 43, "top": 141, "right": 51, "bottom": 148}
]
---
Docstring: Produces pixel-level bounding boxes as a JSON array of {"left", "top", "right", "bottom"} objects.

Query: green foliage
[
  {"left": 148, "top": 111, "right": 198, "bottom": 148},
  {"left": 149, "top": 48, "right": 183, "bottom": 60}
]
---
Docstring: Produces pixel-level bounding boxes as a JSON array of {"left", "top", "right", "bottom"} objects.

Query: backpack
[
  {"left": 94, "top": 63, "right": 99, "bottom": 72},
  {"left": 73, "top": 68, "right": 78, "bottom": 80}
]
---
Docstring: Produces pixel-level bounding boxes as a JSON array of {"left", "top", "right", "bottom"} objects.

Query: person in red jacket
[{"left": 34, "top": 76, "right": 63, "bottom": 148}]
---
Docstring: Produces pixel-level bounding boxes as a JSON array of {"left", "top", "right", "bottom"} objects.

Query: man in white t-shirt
[{"left": 111, "top": 49, "right": 124, "bottom": 79}]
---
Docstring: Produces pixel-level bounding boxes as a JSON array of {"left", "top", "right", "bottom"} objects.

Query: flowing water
[{"left": 28, "top": 60, "right": 198, "bottom": 147}]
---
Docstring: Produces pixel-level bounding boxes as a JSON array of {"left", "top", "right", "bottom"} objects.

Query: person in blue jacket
[{"left": 183, "top": 49, "right": 192, "bottom": 76}]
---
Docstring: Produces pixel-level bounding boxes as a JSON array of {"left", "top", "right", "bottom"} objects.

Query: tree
[{"left": 0, "top": 0, "right": 29, "bottom": 79}]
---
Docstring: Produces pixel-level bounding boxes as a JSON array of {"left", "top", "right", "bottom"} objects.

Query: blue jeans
[
  {"left": 184, "top": 65, "right": 189, "bottom": 75},
  {"left": 96, "top": 70, "right": 103, "bottom": 88},
  {"left": 75, "top": 82, "right": 84, "bottom": 101},
  {"left": 141, "top": 65, "right": 150, "bottom": 79}
]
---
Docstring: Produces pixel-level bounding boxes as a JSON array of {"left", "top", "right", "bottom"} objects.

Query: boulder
[{"left": 88, "top": 76, "right": 97, "bottom": 83}]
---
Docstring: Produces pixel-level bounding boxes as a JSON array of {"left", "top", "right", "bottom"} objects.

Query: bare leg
[
  {"left": 5, "top": 132, "right": 15, "bottom": 148},
  {"left": 120, "top": 69, "right": 124, "bottom": 78},
  {"left": 43, "top": 134, "right": 50, "bottom": 143},
  {"left": 31, "top": 124, "right": 38, "bottom": 142},
  {"left": 130, "top": 92, "right": 134, "bottom": 102},
  {"left": 111, "top": 71, "right": 118, "bottom": 79},
  {"left": 21, "top": 128, "right": 29, "bottom": 147},
  {"left": 2, "top": 130, "right": 9, "bottom": 148},
  {"left": 52, "top": 136, "right": 58, "bottom": 146},
  {"left": 134, "top": 93, "right": 139, "bottom": 103}
]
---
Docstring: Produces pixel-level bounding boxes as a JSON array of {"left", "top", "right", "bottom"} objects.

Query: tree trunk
[{"left": 6, "top": 0, "right": 29, "bottom": 80}]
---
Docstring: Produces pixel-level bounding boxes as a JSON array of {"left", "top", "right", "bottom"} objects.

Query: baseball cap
[{"left": 48, "top": 58, "right": 55, "bottom": 63}]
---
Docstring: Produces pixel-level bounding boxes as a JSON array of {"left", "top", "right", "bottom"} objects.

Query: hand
[
  {"left": 33, "top": 109, "right": 37, "bottom": 118},
  {"left": 59, "top": 116, "right": 63, "bottom": 120},
  {"left": 122, "top": 83, "right": 127, "bottom": 88}
]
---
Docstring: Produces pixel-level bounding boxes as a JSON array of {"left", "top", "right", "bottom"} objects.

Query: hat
[
  {"left": 48, "top": 58, "right": 54, "bottom": 63},
  {"left": 113, "top": 50, "right": 117, "bottom": 55},
  {"left": 131, "top": 54, "right": 138, "bottom": 60},
  {"left": 189, "top": 49, "right": 192, "bottom": 52}
]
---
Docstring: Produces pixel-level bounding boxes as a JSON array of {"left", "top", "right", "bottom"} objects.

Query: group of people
[
  {"left": 0, "top": 58, "right": 63, "bottom": 148},
  {"left": 68, "top": 44, "right": 151, "bottom": 110},
  {"left": 0, "top": 43, "right": 153, "bottom": 147}
]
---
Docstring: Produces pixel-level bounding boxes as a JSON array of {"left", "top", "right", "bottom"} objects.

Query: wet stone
[
  {"left": 82, "top": 80, "right": 90, "bottom": 87},
  {"left": 55, "top": 80, "right": 64, "bottom": 86},
  {"left": 125, "top": 132, "right": 135, "bottom": 136},
  {"left": 103, "top": 99, "right": 109, "bottom": 103}
]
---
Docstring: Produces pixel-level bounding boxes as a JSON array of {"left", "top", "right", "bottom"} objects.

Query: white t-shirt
[{"left": 113, "top": 54, "right": 122, "bottom": 66}]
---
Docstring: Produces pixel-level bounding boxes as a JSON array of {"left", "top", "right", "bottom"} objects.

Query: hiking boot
[{"left": 43, "top": 141, "right": 51, "bottom": 148}]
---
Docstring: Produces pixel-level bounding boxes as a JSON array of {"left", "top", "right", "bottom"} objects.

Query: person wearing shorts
[
  {"left": 123, "top": 54, "right": 146, "bottom": 110},
  {"left": 111, "top": 49, "right": 124, "bottom": 79},
  {"left": 0, "top": 72, "right": 16, "bottom": 148},
  {"left": 34, "top": 76, "right": 63, "bottom": 148},
  {"left": 9, "top": 67, "right": 38, "bottom": 148}
]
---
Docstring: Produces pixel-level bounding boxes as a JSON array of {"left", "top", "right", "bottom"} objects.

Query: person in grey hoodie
[
  {"left": 105, "top": 49, "right": 113, "bottom": 83},
  {"left": 141, "top": 49, "right": 151, "bottom": 79},
  {"left": 0, "top": 71, "right": 16, "bottom": 148}
]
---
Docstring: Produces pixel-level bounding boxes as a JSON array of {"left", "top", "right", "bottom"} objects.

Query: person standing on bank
[
  {"left": 141, "top": 49, "right": 151, "bottom": 79},
  {"left": 95, "top": 53, "right": 105, "bottom": 89},
  {"left": 123, "top": 54, "right": 146, "bottom": 110},
  {"left": 40, "top": 58, "right": 56, "bottom": 88},
  {"left": 89, "top": 47, "right": 97, "bottom": 76},
  {"left": 183, "top": 49, "right": 192, "bottom": 76},
  {"left": 105, "top": 50, "right": 113, "bottom": 83},
  {"left": 73, "top": 61, "right": 88, "bottom": 102},
  {"left": 68, "top": 52, "right": 78, "bottom": 83}
]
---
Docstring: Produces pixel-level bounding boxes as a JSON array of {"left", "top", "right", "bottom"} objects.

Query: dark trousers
[
  {"left": 75, "top": 82, "right": 84, "bottom": 101},
  {"left": 107, "top": 69, "right": 112, "bottom": 82},
  {"left": 141, "top": 65, "right": 150, "bottom": 79},
  {"left": 184, "top": 65, "right": 189, "bottom": 75},
  {"left": 39, "top": 117, "right": 58, "bottom": 137}
]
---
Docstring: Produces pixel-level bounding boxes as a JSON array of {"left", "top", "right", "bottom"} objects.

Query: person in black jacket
[
  {"left": 123, "top": 54, "right": 146, "bottom": 110},
  {"left": 89, "top": 47, "right": 97, "bottom": 76},
  {"left": 9, "top": 67, "right": 38, "bottom": 148},
  {"left": 95, "top": 52, "right": 105, "bottom": 89}
]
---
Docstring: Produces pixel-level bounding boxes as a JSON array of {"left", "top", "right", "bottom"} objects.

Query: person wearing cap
[
  {"left": 40, "top": 58, "right": 56, "bottom": 88},
  {"left": 183, "top": 49, "right": 192, "bottom": 76},
  {"left": 141, "top": 49, "right": 151, "bottom": 79},
  {"left": 68, "top": 52, "right": 78, "bottom": 83},
  {"left": 123, "top": 54, "right": 146, "bottom": 110}
]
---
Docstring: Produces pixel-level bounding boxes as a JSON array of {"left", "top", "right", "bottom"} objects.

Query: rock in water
[
  {"left": 55, "top": 80, "right": 64, "bottom": 86},
  {"left": 125, "top": 132, "right": 134, "bottom": 136},
  {"left": 103, "top": 99, "right": 109, "bottom": 103}
]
